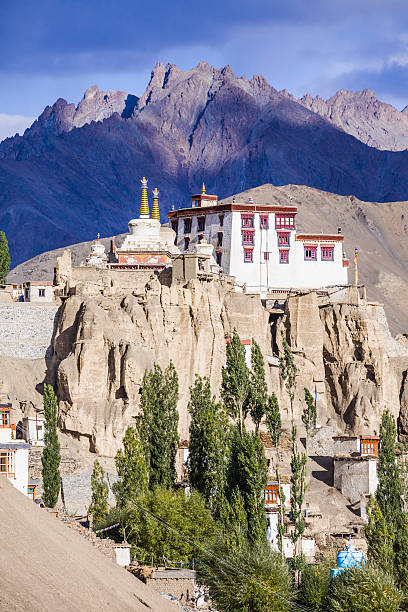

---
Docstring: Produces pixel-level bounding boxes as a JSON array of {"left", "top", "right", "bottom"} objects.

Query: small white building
[
  {"left": 168, "top": 187, "right": 349, "bottom": 294},
  {"left": 333, "top": 435, "right": 379, "bottom": 504},
  {"left": 22, "top": 415, "right": 45, "bottom": 447},
  {"left": 23, "top": 281, "right": 54, "bottom": 302},
  {"left": 0, "top": 403, "right": 29, "bottom": 496}
]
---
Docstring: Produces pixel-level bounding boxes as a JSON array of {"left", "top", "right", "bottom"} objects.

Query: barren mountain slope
[
  {"left": 298, "top": 88, "right": 408, "bottom": 151},
  {"left": 3, "top": 62, "right": 408, "bottom": 266},
  {"left": 9, "top": 182, "right": 408, "bottom": 334}
]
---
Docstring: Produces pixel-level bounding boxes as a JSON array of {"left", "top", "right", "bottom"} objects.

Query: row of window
[
  {"left": 242, "top": 230, "right": 291, "bottom": 247},
  {"left": 172, "top": 214, "right": 225, "bottom": 236},
  {"left": 242, "top": 213, "right": 295, "bottom": 230},
  {"left": 184, "top": 232, "right": 223, "bottom": 251},
  {"left": 243, "top": 245, "right": 335, "bottom": 263}
]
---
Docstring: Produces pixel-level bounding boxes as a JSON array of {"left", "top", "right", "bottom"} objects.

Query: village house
[
  {"left": 22, "top": 415, "right": 45, "bottom": 447},
  {"left": 0, "top": 400, "right": 30, "bottom": 497},
  {"left": 22, "top": 281, "right": 54, "bottom": 302},
  {"left": 333, "top": 435, "right": 380, "bottom": 505}
]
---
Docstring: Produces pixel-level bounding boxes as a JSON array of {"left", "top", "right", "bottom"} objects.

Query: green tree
[
  {"left": 290, "top": 433, "right": 307, "bottom": 555},
  {"left": 124, "top": 487, "right": 215, "bottom": 564},
  {"left": 227, "top": 426, "right": 267, "bottom": 546},
  {"left": 302, "top": 387, "right": 317, "bottom": 438},
  {"left": 298, "top": 555, "right": 334, "bottom": 610},
  {"left": 219, "top": 486, "right": 248, "bottom": 554},
  {"left": 279, "top": 336, "right": 297, "bottom": 425},
  {"left": 139, "top": 362, "right": 179, "bottom": 489},
  {"left": 248, "top": 340, "right": 268, "bottom": 432},
  {"left": 222, "top": 329, "right": 250, "bottom": 432},
  {"left": 113, "top": 426, "right": 148, "bottom": 507},
  {"left": 395, "top": 511, "right": 408, "bottom": 596},
  {"left": 89, "top": 460, "right": 109, "bottom": 527},
  {"left": 265, "top": 392, "right": 281, "bottom": 450},
  {"left": 187, "top": 375, "right": 229, "bottom": 517},
  {"left": 376, "top": 409, "right": 403, "bottom": 529},
  {"left": 365, "top": 495, "right": 395, "bottom": 574},
  {"left": 196, "top": 538, "right": 294, "bottom": 612},
  {"left": 0, "top": 231, "right": 10, "bottom": 283},
  {"left": 41, "top": 384, "right": 61, "bottom": 508},
  {"left": 328, "top": 566, "right": 402, "bottom": 611}
]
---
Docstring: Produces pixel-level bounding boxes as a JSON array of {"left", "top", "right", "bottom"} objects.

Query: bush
[
  {"left": 196, "top": 538, "right": 294, "bottom": 612},
  {"left": 124, "top": 486, "right": 216, "bottom": 565},
  {"left": 298, "top": 556, "right": 334, "bottom": 610},
  {"left": 328, "top": 565, "right": 402, "bottom": 611}
]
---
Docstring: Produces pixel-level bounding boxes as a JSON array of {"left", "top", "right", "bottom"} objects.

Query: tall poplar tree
[
  {"left": 0, "top": 231, "right": 10, "bottom": 283},
  {"left": 376, "top": 409, "right": 402, "bottom": 526},
  {"left": 89, "top": 460, "right": 109, "bottom": 526},
  {"left": 227, "top": 425, "right": 268, "bottom": 546},
  {"left": 248, "top": 340, "right": 268, "bottom": 432},
  {"left": 139, "top": 362, "right": 179, "bottom": 489},
  {"left": 113, "top": 426, "right": 148, "bottom": 506},
  {"left": 222, "top": 329, "right": 250, "bottom": 433},
  {"left": 302, "top": 387, "right": 317, "bottom": 438},
  {"left": 187, "top": 375, "right": 229, "bottom": 517},
  {"left": 279, "top": 336, "right": 297, "bottom": 426},
  {"left": 41, "top": 384, "right": 61, "bottom": 508}
]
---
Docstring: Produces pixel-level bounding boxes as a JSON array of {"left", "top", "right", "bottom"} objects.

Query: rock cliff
[{"left": 51, "top": 278, "right": 408, "bottom": 456}]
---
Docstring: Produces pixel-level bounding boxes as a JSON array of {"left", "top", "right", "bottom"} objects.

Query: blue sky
[{"left": 1, "top": 0, "right": 408, "bottom": 139}]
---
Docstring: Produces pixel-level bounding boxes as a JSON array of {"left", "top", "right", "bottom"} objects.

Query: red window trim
[
  {"left": 279, "top": 249, "right": 289, "bottom": 264},
  {"left": 275, "top": 213, "right": 295, "bottom": 229},
  {"left": 241, "top": 213, "right": 254, "bottom": 228},
  {"left": 304, "top": 245, "right": 317, "bottom": 260},
  {"left": 243, "top": 247, "right": 253, "bottom": 263},
  {"left": 242, "top": 229, "right": 255, "bottom": 245},
  {"left": 321, "top": 246, "right": 334, "bottom": 261},
  {"left": 277, "top": 231, "right": 290, "bottom": 246},
  {"left": 260, "top": 214, "right": 269, "bottom": 229}
]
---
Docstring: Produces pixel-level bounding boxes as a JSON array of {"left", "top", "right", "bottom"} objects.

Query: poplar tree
[
  {"left": 139, "top": 362, "right": 179, "bottom": 489},
  {"left": 279, "top": 336, "right": 297, "bottom": 425},
  {"left": 265, "top": 392, "right": 285, "bottom": 554},
  {"left": 187, "top": 375, "right": 229, "bottom": 517},
  {"left": 302, "top": 387, "right": 317, "bottom": 438},
  {"left": 376, "top": 409, "right": 402, "bottom": 527},
  {"left": 113, "top": 426, "right": 148, "bottom": 507},
  {"left": 89, "top": 460, "right": 109, "bottom": 526},
  {"left": 220, "top": 487, "right": 248, "bottom": 553},
  {"left": 41, "top": 384, "right": 61, "bottom": 508},
  {"left": 222, "top": 329, "right": 250, "bottom": 433},
  {"left": 365, "top": 496, "right": 395, "bottom": 573},
  {"left": 290, "top": 433, "right": 307, "bottom": 553},
  {"left": 248, "top": 340, "right": 268, "bottom": 432},
  {"left": 0, "top": 231, "right": 10, "bottom": 283},
  {"left": 227, "top": 426, "right": 268, "bottom": 546}
]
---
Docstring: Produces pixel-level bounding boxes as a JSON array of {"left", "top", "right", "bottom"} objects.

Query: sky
[{"left": 1, "top": 0, "right": 408, "bottom": 139}]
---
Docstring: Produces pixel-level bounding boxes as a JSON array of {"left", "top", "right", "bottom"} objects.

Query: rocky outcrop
[
  {"left": 4, "top": 62, "right": 408, "bottom": 267},
  {"left": 52, "top": 280, "right": 408, "bottom": 456}
]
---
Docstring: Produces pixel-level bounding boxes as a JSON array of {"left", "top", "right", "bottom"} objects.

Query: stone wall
[{"left": 0, "top": 303, "right": 59, "bottom": 359}]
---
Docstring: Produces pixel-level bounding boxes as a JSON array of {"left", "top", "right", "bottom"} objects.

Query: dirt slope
[{"left": 0, "top": 479, "right": 173, "bottom": 612}]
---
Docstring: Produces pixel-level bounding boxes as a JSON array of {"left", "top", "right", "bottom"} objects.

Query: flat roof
[
  {"left": 296, "top": 234, "right": 344, "bottom": 242},
  {"left": 0, "top": 442, "right": 30, "bottom": 449},
  {"left": 169, "top": 202, "right": 298, "bottom": 218}
]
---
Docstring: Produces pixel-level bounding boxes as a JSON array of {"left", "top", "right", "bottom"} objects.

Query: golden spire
[
  {"left": 140, "top": 177, "right": 149, "bottom": 218},
  {"left": 202, "top": 182, "right": 206, "bottom": 195},
  {"left": 151, "top": 187, "right": 160, "bottom": 222}
]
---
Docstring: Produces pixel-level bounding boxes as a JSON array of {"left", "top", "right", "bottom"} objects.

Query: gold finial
[
  {"left": 202, "top": 182, "right": 206, "bottom": 195},
  {"left": 151, "top": 187, "right": 160, "bottom": 222},
  {"left": 97, "top": 232, "right": 100, "bottom": 241},
  {"left": 140, "top": 176, "right": 149, "bottom": 218}
]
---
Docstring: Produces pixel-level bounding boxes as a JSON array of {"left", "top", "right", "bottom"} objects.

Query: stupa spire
[
  {"left": 151, "top": 187, "right": 160, "bottom": 222},
  {"left": 140, "top": 177, "right": 150, "bottom": 218},
  {"left": 202, "top": 182, "right": 206, "bottom": 195}
]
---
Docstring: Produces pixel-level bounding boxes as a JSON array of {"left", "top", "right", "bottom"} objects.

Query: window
[
  {"left": 217, "top": 232, "right": 223, "bottom": 247},
  {"left": 171, "top": 220, "right": 178, "bottom": 235},
  {"left": 280, "top": 249, "right": 289, "bottom": 264},
  {"left": 38, "top": 288, "right": 45, "bottom": 297},
  {"left": 304, "top": 245, "right": 317, "bottom": 260},
  {"left": 216, "top": 251, "right": 222, "bottom": 266},
  {"left": 277, "top": 231, "right": 290, "bottom": 247},
  {"left": 275, "top": 213, "right": 295, "bottom": 229},
  {"left": 242, "top": 230, "right": 255, "bottom": 245},
  {"left": 360, "top": 439, "right": 379, "bottom": 456},
  {"left": 260, "top": 214, "right": 269, "bottom": 229},
  {"left": 0, "top": 409, "right": 10, "bottom": 426},
  {"left": 219, "top": 214, "right": 224, "bottom": 227},
  {"left": 264, "top": 484, "right": 279, "bottom": 504},
  {"left": 264, "top": 252, "right": 269, "bottom": 261},
  {"left": 197, "top": 216, "right": 205, "bottom": 232},
  {"left": 184, "top": 218, "right": 192, "bottom": 233},
  {"left": 244, "top": 247, "right": 253, "bottom": 263},
  {"left": 241, "top": 213, "right": 254, "bottom": 228},
  {"left": 321, "top": 246, "right": 334, "bottom": 261},
  {"left": 184, "top": 237, "right": 190, "bottom": 250},
  {"left": 0, "top": 451, "right": 14, "bottom": 476}
]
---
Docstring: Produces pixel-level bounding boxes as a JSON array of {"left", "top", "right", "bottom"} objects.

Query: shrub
[{"left": 298, "top": 556, "right": 334, "bottom": 610}]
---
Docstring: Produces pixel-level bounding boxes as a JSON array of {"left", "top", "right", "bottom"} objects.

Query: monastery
[{"left": 79, "top": 178, "right": 349, "bottom": 297}]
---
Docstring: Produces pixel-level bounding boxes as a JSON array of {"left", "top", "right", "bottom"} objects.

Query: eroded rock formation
[{"left": 52, "top": 279, "right": 408, "bottom": 456}]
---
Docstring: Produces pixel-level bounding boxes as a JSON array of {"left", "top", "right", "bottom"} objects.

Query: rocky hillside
[
  {"left": 2, "top": 62, "right": 408, "bottom": 266},
  {"left": 9, "top": 182, "right": 408, "bottom": 335}
]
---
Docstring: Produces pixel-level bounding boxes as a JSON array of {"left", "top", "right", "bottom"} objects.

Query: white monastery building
[
  {"left": 168, "top": 186, "right": 349, "bottom": 293},
  {"left": 0, "top": 402, "right": 29, "bottom": 496}
]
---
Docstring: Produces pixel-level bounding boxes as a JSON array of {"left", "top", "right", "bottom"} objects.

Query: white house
[
  {"left": 23, "top": 281, "right": 54, "bottom": 302},
  {"left": 168, "top": 187, "right": 349, "bottom": 294},
  {"left": 0, "top": 403, "right": 29, "bottom": 496},
  {"left": 22, "top": 415, "right": 45, "bottom": 447}
]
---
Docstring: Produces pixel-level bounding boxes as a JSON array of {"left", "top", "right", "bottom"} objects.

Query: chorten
[
  {"left": 85, "top": 233, "right": 108, "bottom": 268},
  {"left": 113, "top": 176, "right": 179, "bottom": 269}
]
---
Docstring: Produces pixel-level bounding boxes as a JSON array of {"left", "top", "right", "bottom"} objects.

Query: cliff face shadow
[
  {"left": 311, "top": 455, "right": 333, "bottom": 487},
  {"left": 121, "top": 95, "right": 138, "bottom": 119}
]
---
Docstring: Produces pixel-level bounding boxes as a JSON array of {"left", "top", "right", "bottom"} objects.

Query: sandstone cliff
[{"left": 51, "top": 278, "right": 408, "bottom": 457}]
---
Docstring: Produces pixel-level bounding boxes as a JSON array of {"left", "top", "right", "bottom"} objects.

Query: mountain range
[{"left": 2, "top": 61, "right": 408, "bottom": 266}]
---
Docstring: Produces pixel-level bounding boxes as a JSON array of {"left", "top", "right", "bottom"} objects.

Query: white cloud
[{"left": 0, "top": 114, "right": 35, "bottom": 142}]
